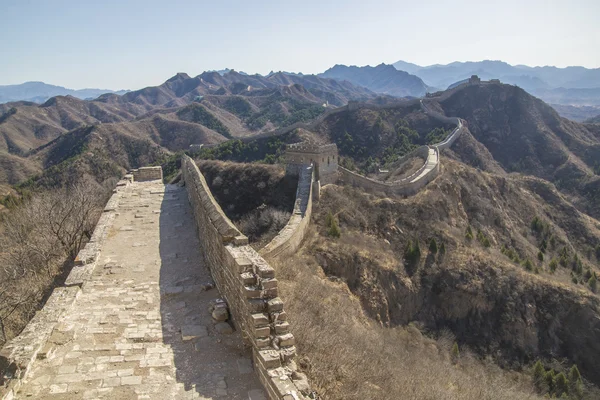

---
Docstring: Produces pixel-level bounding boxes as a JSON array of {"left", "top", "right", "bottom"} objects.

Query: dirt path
[{"left": 17, "top": 181, "right": 265, "bottom": 400}]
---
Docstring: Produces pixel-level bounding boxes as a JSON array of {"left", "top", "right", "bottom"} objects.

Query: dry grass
[{"left": 274, "top": 247, "right": 543, "bottom": 400}]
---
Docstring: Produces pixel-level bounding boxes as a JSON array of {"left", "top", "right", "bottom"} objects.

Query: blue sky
[{"left": 1, "top": 0, "right": 599, "bottom": 90}]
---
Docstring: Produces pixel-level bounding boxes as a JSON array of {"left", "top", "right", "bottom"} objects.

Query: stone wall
[
  {"left": 338, "top": 148, "right": 440, "bottom": 197},
  {"left": 0, "top": 178, "right": 129, "bottom": 400},
  {"left": 260, "top": 165, "right": 314, "bottom": 261},
  {"left": 334, "top": 100, "right": 465, "bottom": 196},
  {"left": 181, "top": 155, "right": 311, "bottom": 400},
  {"left": 132, "top": 166, "right": 163, "bottom": 182},
  {"left": 420, "top": 99, "right": 465, "bottom": 151}
]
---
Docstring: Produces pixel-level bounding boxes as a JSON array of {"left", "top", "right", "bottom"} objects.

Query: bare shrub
[
  {"left": 236, "top": 205, "right": 290, "bottom": 245},
  {"left": 0, "top": 180, "right": 106, "bottom": 344}
]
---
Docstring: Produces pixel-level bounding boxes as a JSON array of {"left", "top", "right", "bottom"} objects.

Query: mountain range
[
  {"left": 393, "top": 60, "right": 600, "bottom": 117},
  {"left": 0, "top": 81, "right": 129, "bottom": 104},
  {"left": 0, "top": 70, "right": 381, "bottom": 191}
]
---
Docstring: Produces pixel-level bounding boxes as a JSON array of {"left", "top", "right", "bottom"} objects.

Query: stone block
[
  {"left": 256, "top": 265, "right": 275, "bottom": 279},
  {"left": 271, "top": 310, "right": 288, "bottom": 322},
  {"left": 267, "top": 298, "right": 284, "bottom": 313},
  {"left": 254, "top": 326, "right": 270, "bottom": 338},
  {"left": 257, "top": 349, "right": 281, "bottom": 369},
  {"left": 261, "top": 278, "right": 278, "bottom": 290},
  {"left": 215, "top": 322, "right": 234, "bottom": 335},
  {"left": 255, "top": 338, "right": 270, "bottom": 349},
  {"left": 248, "top": 300, "right": 266, "bottom": 313},
  {"left": 241, "top": 272, "right": 257, "bottom": 286},
  {"left": 212, "top": 307, "right": 229, "bottom": 322},
  {"left": 181, "top": 325, "right": 208, "bottom": 340},
  {"left": 277, "top": 333, "right": 295, "bottom": 347},
  {"left": 264, "top": 287, "right": 278, "bottom": 298},
  {"left": 245, "top": 287, "right": 262, "bottom": 299},
  {"left": 233, "top": 257, "right": 253, "bottom": 274},
  {"left": 251, "top": 313, "right": 269, "bottom": 327},
  {"left": 274, "top": 321, "right": 290, "bottom": 335}
]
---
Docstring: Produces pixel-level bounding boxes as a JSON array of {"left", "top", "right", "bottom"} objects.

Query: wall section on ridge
[
  {"left": 181, "top": 155, "right": 311, "bottom": 400},
  {"left": 260, "top": 165, "right": 314, "bottom": 261}
]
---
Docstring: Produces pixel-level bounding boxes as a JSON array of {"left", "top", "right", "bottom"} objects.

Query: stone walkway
[
  {"left": 16, "top": 181, "right": 265, "bottom": 399},
  {"left": 410, "top": 147, "right": 438, "bottom": 183}
]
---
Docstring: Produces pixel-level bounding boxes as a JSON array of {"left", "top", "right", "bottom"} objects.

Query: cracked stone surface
[{"left": 17, "top": 181, "right": 264, "bottom": 399}]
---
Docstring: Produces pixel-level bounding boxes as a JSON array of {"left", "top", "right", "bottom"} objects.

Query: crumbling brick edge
[{"left": 181, "top": 155, "right": 314, "bottom": 400}]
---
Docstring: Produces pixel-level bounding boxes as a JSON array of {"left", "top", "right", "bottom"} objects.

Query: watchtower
[
  {"left": 284, "top": 142, "right": 338, "bottom": 185},
  {"left": 469, "top": 75, "right": 481, "bottom": 85}
]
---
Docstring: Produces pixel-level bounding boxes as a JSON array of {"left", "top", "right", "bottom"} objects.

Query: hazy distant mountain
[
  {"left": 0, "top": 81, "right": 128, "bottom": 104},
  {"left": 393, "top": 60, "right": 600, "bottom": 90},
  {"left": 397, "top": 60, "right": 600, "bottom": 110},
  {"left": 319, "top": 64, "right": 431, "bottom": 97}
]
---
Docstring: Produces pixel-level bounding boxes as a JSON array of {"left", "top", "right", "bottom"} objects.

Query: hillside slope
[{"left": 430, "top": 81, "right": 600, "bottom": 217}]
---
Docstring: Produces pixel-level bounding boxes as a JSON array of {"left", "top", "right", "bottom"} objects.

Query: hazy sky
[{"left": 1, "top": 0, "right": 599, "bottom": 90}]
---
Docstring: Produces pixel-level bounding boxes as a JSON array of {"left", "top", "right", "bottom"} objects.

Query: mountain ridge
[{"left": 0, "top": 81, "right": 129, "bottom": 104}]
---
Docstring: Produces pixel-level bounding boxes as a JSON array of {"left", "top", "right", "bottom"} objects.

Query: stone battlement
[
  {"left": 131, "top": 166, "right": 163, "bottom": 182},
  {"left": 286, "top": 142, "right": 338, "bottom": 154}
]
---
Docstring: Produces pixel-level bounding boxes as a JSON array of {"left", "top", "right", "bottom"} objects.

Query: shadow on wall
[{"left": 157, "top": 184, "right": 264, "bottom": 399}]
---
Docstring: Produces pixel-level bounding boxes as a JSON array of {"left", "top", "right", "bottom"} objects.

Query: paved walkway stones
[{"left": 16, "top": 181, "right": 265, "bottom": 399}]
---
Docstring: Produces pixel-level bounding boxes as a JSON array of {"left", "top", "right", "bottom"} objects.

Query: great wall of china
[{"left": 0, "top": 95, "right": 467, "bottom": 400}]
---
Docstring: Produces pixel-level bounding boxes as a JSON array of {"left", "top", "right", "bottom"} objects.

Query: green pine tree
[
  {"left": 465, "top": 225, "right": 473, "bottom": 241},
  {"left": 429, "top": 238, "right": 438, "bottom": 254},
  {"left": 549, "top": 258, "right": 558, "bottom": 273},
  {"left": 538, "top": 251, "right": 544, "bottom": 262},
  {"left": 554, "top": 372, "right": 569, "bottom": 397},
  {"left": 451, "top": 342, "right": 460, "bottom": 364},
  {"left": 532, "top": 360, "right": 547, "bottom": 393},
  {"left": 568, "top": 364, "right": 584, "bottom": 399},
  {"left": 328, "top": 218, "right": 341, "bottom": 238},
  {"left": 440, "top": 242, "right": 446, "bottom": 255},
  {"left": 545, "top": 369, "right": 556, "bottom": 393},
  {"left": 589, "top": 273, "right": 598, "bottom": 293}
]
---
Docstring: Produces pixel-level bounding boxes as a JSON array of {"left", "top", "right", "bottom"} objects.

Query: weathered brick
[
  {"left": 251, "top": 313, "right": 270, "bottom": 327},
  {"left": 254, "top": 326, "right": 270, "bottom": 338},
  {"left": 267, "top": 298, "right": 284, "bottom": 313},
  {"left": 257, "top": 350, "right": 281, "bottom": 369},
  {"left": 274, "top": 322, "right": 290, "bottom": 335}
]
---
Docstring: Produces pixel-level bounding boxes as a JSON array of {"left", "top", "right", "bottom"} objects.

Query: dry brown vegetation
[
  {"left": 270, "top": 153, "right": 600, "bottom": 399},
  {"left": 0, "top": 180, "right": 110, "bottom": 344},
  {"left": 274, "top": 245, "right": 544, "bottom": 400},
  {"left": 197, "top": 160, "right": 297, "bottom": 248}
]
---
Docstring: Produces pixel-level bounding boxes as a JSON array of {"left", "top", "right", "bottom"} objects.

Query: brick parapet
[
  {"left": 131, "top": 166, "right": 163, "bottom": 182},
  {"left": 181, "top": 155, "right": 311, "bottom": 400}
]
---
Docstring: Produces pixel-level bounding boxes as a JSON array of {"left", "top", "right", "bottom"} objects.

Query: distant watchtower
[
  {"left": 469, "top": 75, "right": 481, "bottom": 85},
  {"left": 284, "top": 142, "right": 338, "bottom": 185}
]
